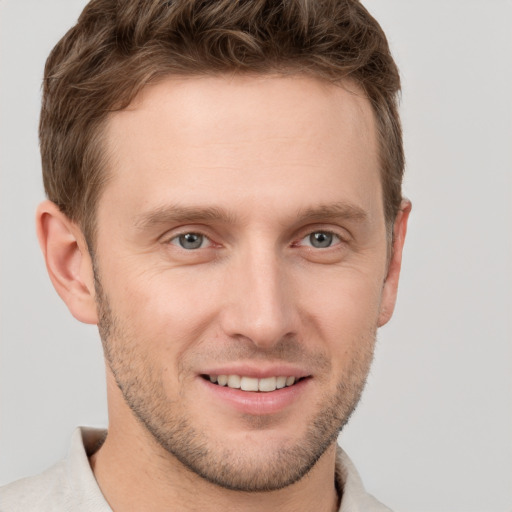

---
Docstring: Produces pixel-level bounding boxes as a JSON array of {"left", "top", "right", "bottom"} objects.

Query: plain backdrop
[{"left": 1, "top": 1, "right": 511, "bottom": 511}]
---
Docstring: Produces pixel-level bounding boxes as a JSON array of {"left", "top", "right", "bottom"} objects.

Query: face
[{"left": 93, "top": 75, "right": 397, "bottom": 491}]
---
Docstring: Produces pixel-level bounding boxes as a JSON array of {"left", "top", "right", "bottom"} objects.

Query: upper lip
[{"left": 199, "top": 364, "right": 311, "bottom": 379}]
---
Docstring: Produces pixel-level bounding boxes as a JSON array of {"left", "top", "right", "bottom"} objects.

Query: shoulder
[
  {"left": 0, "top": 460, "right": 69, "bottom": 512},
  {"left": 0, "top": 427, "right": 110, "bottom": 512},
  {"left": 336, "top": 447, "right": 393, "bottom": 512}
]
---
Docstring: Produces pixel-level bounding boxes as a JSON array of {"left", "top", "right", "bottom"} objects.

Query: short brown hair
[{"left": 40, "top": 0, "right": 403, "bottom": 244}]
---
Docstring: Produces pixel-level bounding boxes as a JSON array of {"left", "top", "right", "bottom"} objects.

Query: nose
[{"left": 219, "top": 245, "right": 298, "bottom": 350}]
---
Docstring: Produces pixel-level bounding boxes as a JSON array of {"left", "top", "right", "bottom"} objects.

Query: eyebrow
[
  {"left": 294, "top": 202, "right": 368, "bottom": 224},
  {"left": 134, "top": 204, "right": 237, "bottom": 231},
  {"left": 133, "top": 201, "right": 368, "bottom": 232}
]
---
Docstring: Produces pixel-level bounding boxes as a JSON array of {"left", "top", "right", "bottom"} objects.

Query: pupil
[
  {"left": 179, "top": 233, "right": 202, "bottom": 249},
  {"left": 310, "top": 232, "right": 332, "bottom": 248}
]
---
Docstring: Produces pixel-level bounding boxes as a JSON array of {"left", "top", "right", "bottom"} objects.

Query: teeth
[
  {"left": 258, "top": 377, "right": 276, "bottom": 392},
  {"left": 240, "top": 376, "right": 259, "bottom": 391},
  {"left": 276, "top": 376, "right": 286, "bottom": 389},
  {"left": 286, "top": 376, "right": 295, "bottom": 386},
  {"left": 207, "top": 374, "right": 299, "bottom": 392},
  {"left": 227, "top": 375, "right": 241, "bottom": 389}
]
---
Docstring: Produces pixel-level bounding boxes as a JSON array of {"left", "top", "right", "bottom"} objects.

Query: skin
[{"left": 37, "top": 75, "right": 410, "bottom": 512}]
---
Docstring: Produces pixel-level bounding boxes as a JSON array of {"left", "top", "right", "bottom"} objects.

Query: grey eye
[
  {"left": 308, "top": 231, "right": 334, "bottom": 248},
  {"left": 177, "top": 233, "right": 204, "bottom": 250}
]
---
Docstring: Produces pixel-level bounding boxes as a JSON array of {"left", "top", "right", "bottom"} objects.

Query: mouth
[
  {"left": 201, "top": 374, "right": 308, "bottom": 392},
  {"left": 199, "top": 371, "right": 312, "bottom": 415}
]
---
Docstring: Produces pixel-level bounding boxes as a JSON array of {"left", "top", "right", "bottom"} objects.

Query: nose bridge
[{"left": 222, "top": 240, "right": 295, "bottom": 348}]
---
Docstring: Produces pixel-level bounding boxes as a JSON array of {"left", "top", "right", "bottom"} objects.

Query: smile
[{"left": 204, "top": 375, "right": 302, "bottom": 392}]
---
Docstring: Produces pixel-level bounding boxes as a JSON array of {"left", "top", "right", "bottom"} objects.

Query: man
[{"left": 0, "top": 0, "right": 410, "bottom": 510}]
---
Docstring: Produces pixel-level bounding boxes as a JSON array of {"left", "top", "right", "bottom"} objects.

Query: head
[{"left": 37, "top": 0, "right": 410, "bottom": 494}]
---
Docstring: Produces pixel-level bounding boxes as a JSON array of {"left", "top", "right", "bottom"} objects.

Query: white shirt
[{"left": 0, "top": 428, "right": 392, "bottom": 511}]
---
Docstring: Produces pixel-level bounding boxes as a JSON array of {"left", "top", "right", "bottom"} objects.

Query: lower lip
[{"left": 199, "top": 377, "right": 311, "bottom": 415}]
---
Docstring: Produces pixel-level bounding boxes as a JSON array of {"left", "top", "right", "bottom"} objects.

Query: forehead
[{"left": 100, "top": 74, "right": 381, "bottom": 225}]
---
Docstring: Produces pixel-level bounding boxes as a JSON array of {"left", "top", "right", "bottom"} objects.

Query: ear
[
  {"left": 36, "top": 200, "right": 98, "bottom": 324},
  {"left": 377, "top": 199, "right": 412, "bottom": 327}
]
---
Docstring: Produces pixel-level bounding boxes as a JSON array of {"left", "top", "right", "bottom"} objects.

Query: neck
[{"left": 90, "top": 421, "right": 340, "bottom": 512}]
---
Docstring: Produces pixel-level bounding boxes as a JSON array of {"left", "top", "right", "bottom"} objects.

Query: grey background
[{"left": 1, "top": 1, "right": 511, "bottom": 510}]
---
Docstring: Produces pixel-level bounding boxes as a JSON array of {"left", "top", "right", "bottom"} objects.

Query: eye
[
  {"left": 301, "top": 231, "right": 341, "bottom": 249},
  {"left": 170, "top": 232, "right": 211, "bottom": 250}
]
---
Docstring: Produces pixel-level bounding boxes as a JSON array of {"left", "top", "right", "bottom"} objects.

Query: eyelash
[
  {"left": 166, "top": 229, "right": 345, "bottom": 251},
  {"left": 168, "top": 232, "right": 213, "bottom": 250},
  {"left": 297, "top": 231, "right": 343, "bottom": 249}
]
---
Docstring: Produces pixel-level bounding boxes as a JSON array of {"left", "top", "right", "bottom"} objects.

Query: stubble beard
[{"left": 94, "top": 271, "right": 376, "bottom": 492}]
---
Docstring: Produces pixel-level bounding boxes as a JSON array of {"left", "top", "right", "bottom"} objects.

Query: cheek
[
  {"left": 106, "top": 265, "right": 224, "bottom": 351},
  {"left": 296, "top": 267, "right": 384, "bottom": 357}
]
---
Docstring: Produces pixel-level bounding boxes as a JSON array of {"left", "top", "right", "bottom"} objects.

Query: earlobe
[
  {"left": 36, "top": 200, "right": 98, "bottom": 325},
  {"left": 377, "top": 200, "right": 412, "bottom": 327}
]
